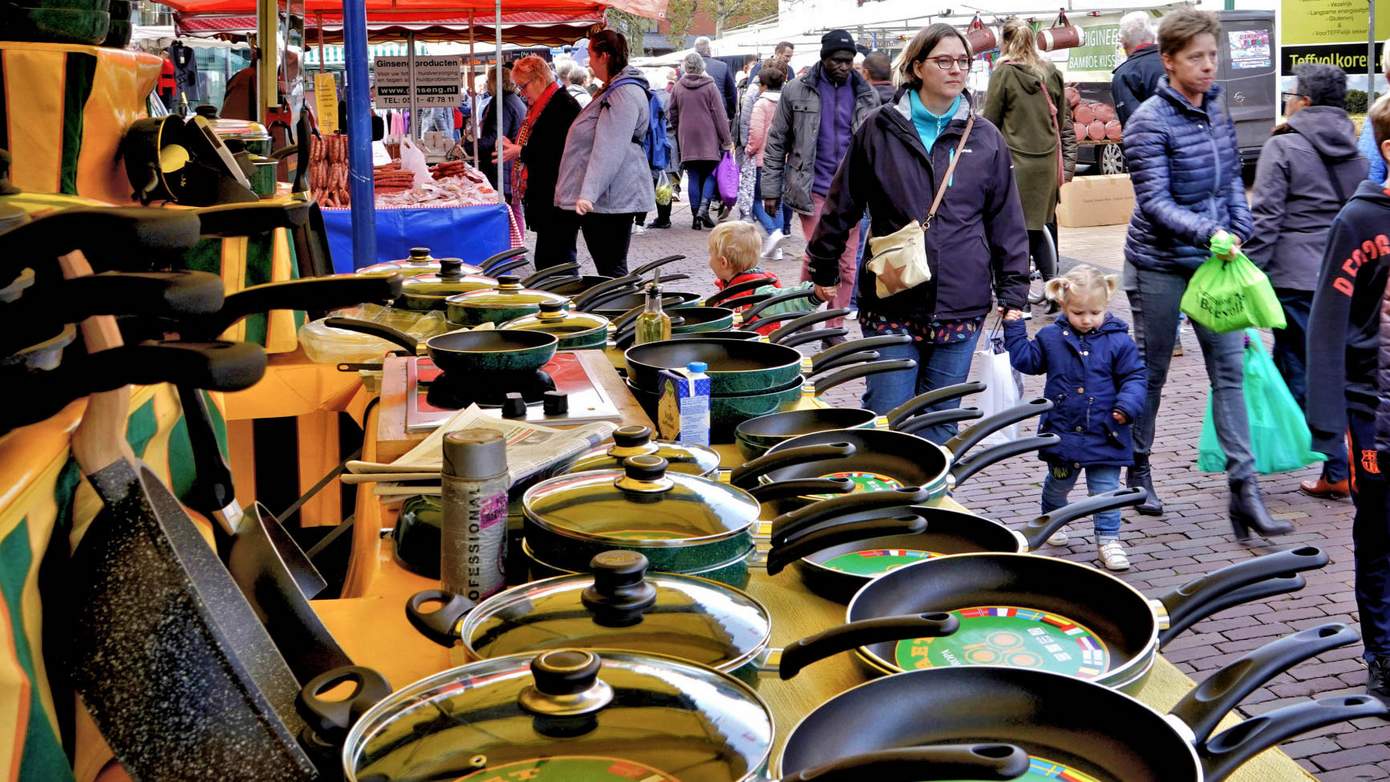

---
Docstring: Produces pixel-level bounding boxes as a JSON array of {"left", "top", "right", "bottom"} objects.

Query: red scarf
[{"left": 513, "top": 82, "right": 560, "bottom": 202}]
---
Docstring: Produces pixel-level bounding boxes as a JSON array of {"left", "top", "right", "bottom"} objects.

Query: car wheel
[{"left": 1099, "top": 142, "right": 1127, "bottom": 175}]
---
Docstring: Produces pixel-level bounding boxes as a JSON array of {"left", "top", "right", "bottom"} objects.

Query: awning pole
[
  {"left": 408, "top": 31, "right": 419, "bottom": 139},
  {"left": 494, "top": 0, "right": 504, "bottom": 204},
  {"left": 469, "top": 12, "right": 478, "bottom": 170},
  {"left": 317, "top": 12, "right": 325, "bottom": 74},
  {"left": 343, "top": 0, "right": 377, "bottom": 264}
]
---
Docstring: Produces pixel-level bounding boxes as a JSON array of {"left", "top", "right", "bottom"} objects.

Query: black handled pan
[
  {"left": 0, "top": 206, "right": 202, "bottom": 283},
  {"left": 780, "top": 623, "right": 1384, "bottom": 782},
  {"left": 323, "top": 317, "right": 557, "bottom": 375},
  {"left": 786, "top": 545, "right": 1328, "bottom": 693},
  {"left": 631, "top": 253, "right": 687, "bottom": 277},
  {"left": 476, "top": 246, "right": 529, "bottom": 275},
  {"left": 520, "top": 261, "right": 580, "bottom": 288},
  {"left": 704, "top": 276, "right": 771, "bottom": 307},
  {"left": 738, "top": 288, "right": 819, "bottom": 327},
  {"left": 158, "top": 273, "right": 403, "bottom": 342},
  {"left": 626, "top": 334, "right": 914, "bottom": 395}
]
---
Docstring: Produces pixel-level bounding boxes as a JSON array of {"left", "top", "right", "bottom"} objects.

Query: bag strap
[
  {"left": 924, "top": 113, "right": 975, "bottom": 230},
  {"left": 1037, "top": 75, "right": 1067, "bottom": 187}
]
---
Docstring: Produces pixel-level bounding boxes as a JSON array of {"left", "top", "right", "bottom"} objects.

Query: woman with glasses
[
  {"left": 1120, "top": 8, "right": 1284, "bottom": 536},
  {"left": 470, "top": 66, "right": 527, "bottom": 196},
  {"left": 498, "top": 56, "right": 581, "bottom": 269},
  {"left": 804, "top": 22, "right": 1030, "bottom": 443},
  {"left": 983, "top": 17, "right": 1076, "bottom": 301}
]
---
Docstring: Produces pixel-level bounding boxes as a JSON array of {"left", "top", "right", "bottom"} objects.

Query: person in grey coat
[
  {"left": 554, "top": 30, "right": 656, "bottom": 277},
  {"left": 1245, "top": 63, "right": 1368, "bottom": 499},
  {"left": 671, "top": 52, "right": 733, "bottom": 229}
]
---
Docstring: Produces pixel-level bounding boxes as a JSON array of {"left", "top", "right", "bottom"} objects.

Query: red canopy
[
  {"left": 176, "top": 10, "right": 603, "bottom": 44},
  {"left": 159, "top": 0, "right": 665, "bottom": 20}
]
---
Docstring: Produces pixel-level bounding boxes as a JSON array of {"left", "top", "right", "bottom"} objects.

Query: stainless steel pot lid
[
  {"left": 563, "top": 425, "right": 721, "bottom": 477},
  {"left": 523, "top": 455, "right": 760, "bottom": 546},
  {"left": 502, "top": 301, "right": 608, "bottom": 337},
  {"left": 463, "top": 551, "right": 772, "bottom": 670},
  {"left": 343, "top": 649, "right": 774, "bottom": 782}
]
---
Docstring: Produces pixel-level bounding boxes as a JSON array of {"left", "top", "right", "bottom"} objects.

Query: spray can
[{"left": 441, "top": 429, "right": 509, "bottom": 601}]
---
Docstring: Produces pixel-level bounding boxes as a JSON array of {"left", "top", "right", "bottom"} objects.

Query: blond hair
[
  {"left": 1371, "top": 94, "right": 1390, "bottom": 157},
  {"left": 999, "top": 17, "right": 1046, "bottom": 75},
  {"left": 1044, "top": 264, "right": 1118, "bottom": 307},
  {"left": 709, "top": 222, "right": 763, "bottom": 273},
  {"left": 511, "top": 55, "right": 554, "bottom": 87}
]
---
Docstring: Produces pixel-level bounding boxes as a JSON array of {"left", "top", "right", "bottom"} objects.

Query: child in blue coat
[{"left": 1003, "top": 264, "right": 1147, "bottom": 571}]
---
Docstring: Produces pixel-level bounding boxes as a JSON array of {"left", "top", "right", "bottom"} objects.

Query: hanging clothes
[
  {"left": 158, "top": 57, "right": 177, "bottom": 109},
  {"left": 168, "top": 41, "right": 199, "bottom": 101}
]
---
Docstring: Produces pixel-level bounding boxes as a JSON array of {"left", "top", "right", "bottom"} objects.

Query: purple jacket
[
  {"left": 813, "top": 72, "right": 855, "bottom": 195},
  {"left": 806, "top": 89, "right": 1030, "bottom": 321},
  {"left": 670, "top": 73, "right": 732, "bottom": 164}
]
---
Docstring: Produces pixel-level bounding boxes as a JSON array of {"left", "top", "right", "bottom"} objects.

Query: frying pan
[
  {"left": 734, "top": 381, "right": 989, "bottom": 458},
  {"left": 0, "top": 206, "right": 202, "bottom": 286},
  {"left": 323, "top": 317, "right": 557, "bottom": 374},
  {"left": 532, "top": 273, "right": 612, "bottom": 294},
  {"left": 764, "top": 487, "right": 1153, "bottom": 602},
  {"left": 778, "top": 546, "right": 1328, "bottom": 693},
  {"left": 613, "top": 306, "right": 737, "bottom": 346},
  {"left": 626, "top": 334, "right": 915, "bottom": 395},
  {"left": 779, "top": 624, "right": 1385, "bottom": 782}
]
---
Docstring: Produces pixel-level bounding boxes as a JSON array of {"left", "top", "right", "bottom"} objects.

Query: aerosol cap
[{"left": 442, "top": 428, "right": 508, "bottom": 480}]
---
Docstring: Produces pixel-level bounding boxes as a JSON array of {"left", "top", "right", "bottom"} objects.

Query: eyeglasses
[
  {"left": 1281, "top": 91, "right": 1305, "bottom": 104},
  {"left": 924, "top": 56, "right": 972, "bottom": 71}
]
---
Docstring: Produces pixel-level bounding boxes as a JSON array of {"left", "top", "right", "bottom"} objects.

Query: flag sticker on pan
[
  {"left": 820, "top": 548, "right": 938, "bottom": 576},
  {"left": 807, "top": 470, "right": 904, "bottom": 499},
  {"left": 455, "top": 756, "right": 680, "bottom": 781},
  {"left": 893, "top": 605, "right": 1111, "bottom": 678}
]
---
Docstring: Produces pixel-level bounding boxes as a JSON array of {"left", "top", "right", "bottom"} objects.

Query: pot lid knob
[
  {"left": 616, "top": 455, "right": 673, "bottom": 492},
  {"left": 520, "top": 650, "right": 614, "bottom": 717},
  {"left": 539, "top": 301, "right": 566, "bottom": 316},
  {"left": 497, "top": 274, "right": 522, "bottom": 290},
  {"left": 582, "top": 551, "right": 658, "bottom": 626},
  {"left": 439, "top": 258, "right": 463, "bottom": 280},
  {"left": 408, "top": 246, "right": 431, "bottom": 260},
  {"left": 611, "top": 425, "right": 653, "bottom": 449}
]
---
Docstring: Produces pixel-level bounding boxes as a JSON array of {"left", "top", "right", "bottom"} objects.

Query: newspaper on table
[{"left": 390, "top": 404, "right": 618, "bottom": 488}]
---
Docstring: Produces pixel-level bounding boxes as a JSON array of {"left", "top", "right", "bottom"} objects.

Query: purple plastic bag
[{"left": 715, "top": 151, "right": 738, "bottom": 205}]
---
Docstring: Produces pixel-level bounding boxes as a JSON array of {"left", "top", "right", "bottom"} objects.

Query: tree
[
  {"left": 711, "top": 0, "right": 776, "bottom": 36},
  {"left": 605, "top": 9, "right": 646, "bottom": 56},
  {"left": 664, "top": 0, "right": 697, "bottom": 44}
]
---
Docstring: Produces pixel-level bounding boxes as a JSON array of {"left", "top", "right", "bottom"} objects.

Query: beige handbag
[{"left": 867, "top": 114, "right": 975, "bottom": 298}]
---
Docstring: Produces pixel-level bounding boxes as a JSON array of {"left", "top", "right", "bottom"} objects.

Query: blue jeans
[
  {"left": 1273, "top": 287, "right": 1349, "bottom": 482},
  {"left": 684, "top": 161, "right": 718, "bottom": 217},
  {"left": 1043, "top": 463, "right": 1123, "bottom": 539},
  {"left": 861, "top": 329, "right": 983, "bottom": 444},
  {"left": 751, "top": 168, "right": 793, "bottom": 233}
]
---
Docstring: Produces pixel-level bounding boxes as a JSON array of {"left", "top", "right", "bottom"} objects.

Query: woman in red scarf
[{"left": 499, "top": 56, "right": 582, "bottom": 269}]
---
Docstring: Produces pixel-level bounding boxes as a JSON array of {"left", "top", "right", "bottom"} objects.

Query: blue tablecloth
[{"left": 323, "top": 203, "right": 515, "bottom": 272}]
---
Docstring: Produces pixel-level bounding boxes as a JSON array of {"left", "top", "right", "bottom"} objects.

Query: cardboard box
[{"left": 1057, "top": 173, "right": 1135, "bottom": 228}]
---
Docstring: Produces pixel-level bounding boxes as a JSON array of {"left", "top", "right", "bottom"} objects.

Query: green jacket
[{"left": 983, "top": 61, "right": 1077, "bottom": 230}]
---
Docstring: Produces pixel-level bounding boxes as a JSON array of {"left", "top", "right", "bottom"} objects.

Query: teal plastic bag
[
  {"left": 1180, "top": 248, "right": 1287, "bottom": 333},
  {"left": 1197, "top": 330, "right": 1325, "bottom": 473}
]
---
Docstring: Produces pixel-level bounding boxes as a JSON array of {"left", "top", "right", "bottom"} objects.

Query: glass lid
[
  {"left": 463, "top": 551, "right": 771, "bottom": 670},
  {"left": 360, "top": 247, "right": 483, "bottom": 277},
  {"left": 345, "top": 649, "right": 774, "bottom": 782},
  {"left": 523, "top": 456, "right": 760, "bottom": 544},
  {"left": 399, "top": 271, "right": 497, "bottom": 298},
  {"left": 448, "top": 276, "right": 570, "bottom": 310},
  {"left": 566, "top": 425, "right": 721, "bottom": 477},
  {"left": 502, "top": 302, "right": 606, "bottom": 336}
]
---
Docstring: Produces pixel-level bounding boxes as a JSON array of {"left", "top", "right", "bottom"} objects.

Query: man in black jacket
[
  {"left": 1307, "top": 95, "right": 1390, "bottom": 705},
  {"left": 1111, "top": 11, "right": 1164, "bottom": 126},
  {"left": 695, "top": 36, "right": 738, "bottom": 126}
]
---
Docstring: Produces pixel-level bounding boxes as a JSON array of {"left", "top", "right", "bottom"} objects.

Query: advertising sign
[
  {"left": 1280, "top": 0, "right": 1388, "bottom": 75},
  {"left": 315, "top": 72, "right": 339, "bottom": 134},
  {"left": 373, "top": 55, "right": 463, "bottom": 108},
  {"left": 1067, "top": 23, "right": 1121, "bottom": 73}
]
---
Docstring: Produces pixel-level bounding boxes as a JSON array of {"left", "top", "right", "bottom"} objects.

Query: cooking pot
[
  {"left": 395, "top": 258, "right": 501, "bottom": 311},
  {"left": 500, "top": 300, "right": 609, "bottom": 349},
  {"left": 446, "top": 275, "right": 571, "bottom": 326},
  {"left": 358, "top": 245, "right": 526, "bottom": 277}
]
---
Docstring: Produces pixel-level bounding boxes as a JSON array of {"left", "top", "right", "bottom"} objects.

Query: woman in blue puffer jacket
[{"left": 1119, "top": 8, "right": 1288, "bottom": 540}]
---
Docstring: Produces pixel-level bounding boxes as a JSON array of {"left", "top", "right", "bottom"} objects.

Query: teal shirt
[{"left": 908, "top": 91, "right": 960, "bottom": 186}]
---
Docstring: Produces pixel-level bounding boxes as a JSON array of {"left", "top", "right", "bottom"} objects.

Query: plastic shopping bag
[
  {"left": 975, "top": 328, "right": 1023, "bottom": 446},
  {"left": 1196, "top": 329, "right": 1325, "bottom": 474},
  {"left": 398, "top": 135, "right": 432, "bottom": 188},
  {"left": 1179, "top": 249, "right": 1286, "bottom": 333},
  {"left": 715, "top": 151, "right": 739, "bottom": 205},
  {"left": 655, "top": 171, "right": 673, "bottom": 206}
]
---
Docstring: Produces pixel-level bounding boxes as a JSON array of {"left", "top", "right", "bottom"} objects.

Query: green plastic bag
[
  {"left": 1180, "top": 246, "right": 1287, "bottom": 333},
  {"left": 1197, "top": 330, "right": 1325, "bottom": 474}
]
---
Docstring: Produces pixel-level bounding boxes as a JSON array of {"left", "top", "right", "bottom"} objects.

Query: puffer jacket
[
  {"left": 554, "top": 66, "right": 656, "bottom": 215},
  {"left": 1003, "top": 313, "right": 1147, "bottom": 467},
  {"left": 1122, "top": 77, "right": 1253, "bottom": 276},
  {"left": 761, "top": 63, "right": 879, "bottom": 214}
]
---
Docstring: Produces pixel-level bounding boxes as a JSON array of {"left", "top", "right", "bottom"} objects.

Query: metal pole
[
  {"left": 342, "top": 0, "right": 376, "bottom": 265},
  {"left": 257, "top": 0, "right": 278, "bottom": 124},
  {"left": 1371, "top": 0, "right": 1378, "bottom": 103},
  {"left": 469, "top": 12, "right": 478, "bottom": 170},
  {"left": 408, "top": 31, "right": 419, "bottom": 139},
  {"left": 317, "top": 12, "right": 324, "bottom": 74},
  {"left": 495, "top": 0, "right": 504, "bottom": 204}
]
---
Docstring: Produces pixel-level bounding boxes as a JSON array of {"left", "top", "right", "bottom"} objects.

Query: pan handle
[
  {"left": 704, "top": 276, "right": 768, "bottom": 306},
  {"left": 809, "top": 349, "right": 881, "bottom": 376},
  {"left": 1157, "top": 575, "right": 1305, "bottom": 648},
  {"left": 485, "top": 256, "right": 530, "bottom": 278},
  {"left": 1019, "top": 487, "right": 1150, "bottom": 551},
  {"left": 296, "top": 665, "right": 394, "bottom": 744},
  {"left": 740, "top": 288, "right": 818, "bottom": 324},
  {"left": 776, "top": 611, "right": 957, "bottom": 680},
  {"left": 728, "top": 443, "right": 857, "bottom": 489},
  {"left": 765, "top": 513, "right": 928, "bottom": 576},
  {"left": 943, "top": 398, "right": 1053, "bottom": 460},
  {"left": 740, "top": 307, "right": 821, "bottom": 334},
  {"left": 572, "top": 272, "right": 641, "bottom": 310},
  {"left": 947, "top": 434, "right": 1059, "bottom": 487},
  {"left": 195, "top": 201, "right": 309, "bottom": 236},
  {"left": 405, "top": 589, "right": 474, "bottom": 647},
  {"left": 610, "top": 294, "right": 690, "bottom": 333},
  {"left": 767, "top": 309, "right": 851, "bottom": 343},
  {"left": 809, "top": 359, "right": 918, "bottom": 396},
  {"left": 0, "top": 207, "right": 202, "bottom": 274},
  {"left": 777, "top": 328, "right": 848, "bottom": 349},
  {"left": 893, "top": 407, "right": 985, "bottom": 436},
  {"left": 520, "top": 262, "right": 580, "bottom": 288},
  {"left": 809, "top": 335, "right": 912, "bottom": 375},
  {"left": 530, "top": 274, "right": 583, "bottom": 292},
  {"left": 477, "top": 246, "right": 528, "bottom": 275},
  {"left": 770, "top": 487, "right": 932, "bottom": 542},
  {"left": 631, "top": 254, "right": 686, "bottom": 276},
  {"left": 322, "top": 316, "right": 421, "bottom": 355},
  {"left": 747, "top": 478, "right": 854, "bottom": 503},
  {"left": 884, "top": 381, "right": 987, "bottom": 428},
  {"left": 1175, "top": 623, "right": 1360, "bottom": 757},
  {"left": 1201, "top": 695, "right": 1388, "bottom": 782},
  {"left": 1156, "top": 546, "right": 1330, "bottom": 635},
  {"left": 188, "top": 275, "right": 404, "bottom": 338},
  {"left": 774, "top": 745, "right": 1031, "bottom": 782}
]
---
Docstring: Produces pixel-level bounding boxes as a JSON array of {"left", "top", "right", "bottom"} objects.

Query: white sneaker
[
  {"left": 1021, "top": 309, "right": 1034, "bottom": 321},
  {"left": 761, "top": 230, "right": 790, "bottom": 259},
  {"left": 771, "top": 247, "right": 784, "bottom": 261},
  {"left": 1097, "top": 539, "right": 1130, "bottom": 571},
  {"left": 632, "top": 223, "right": 647, "bottom": 235},
  {"left": 1046, "top": 525, "right": 1070, "bottom": 546}
]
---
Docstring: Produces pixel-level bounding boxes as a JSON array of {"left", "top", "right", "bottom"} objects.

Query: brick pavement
[{"left": 532, "top": 198, "right": 1376, "bottom": 780}]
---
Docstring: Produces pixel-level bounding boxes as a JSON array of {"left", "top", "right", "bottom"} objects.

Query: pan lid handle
[
  {"left": 582, "top": 551, "right": 658, "bottom": 626},
  {"left": 609, "top": 425, "right": 657, "bottom": 456},
  {"left": 521, "top": 650, "right": 614, "bottom": 717},
  {"left": 616, "top": 455, "right": 673, "bottom": 493}
]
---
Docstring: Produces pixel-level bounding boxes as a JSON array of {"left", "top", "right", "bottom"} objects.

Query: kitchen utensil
[
  {"left": 557, "top": 424, "right": 721, "bottom": 477},
  {"left": 446, "top": 275, "right": 572, "bottom": 326},
  {"left": 322, "top": 317, "right": 556, "bottom": 374},
  {"left": 357, "top": 245, "right": 526, "bottom": 277},
  {"left": 500, "top": 301, "right": 610, "bottom": 350},
  {"left": 0, "top": 206, "right": 202, "bottom": 282},
  {"left": 625, "top": 335, "right": 914, "bottom": 396},
  {"left": 395, "top": 258, "right": 503, "bottom": 311}
]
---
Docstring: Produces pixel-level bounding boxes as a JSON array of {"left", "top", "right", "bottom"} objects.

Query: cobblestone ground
[{"left": 529, "top": 195, "right": 1380, "bottom": 779}]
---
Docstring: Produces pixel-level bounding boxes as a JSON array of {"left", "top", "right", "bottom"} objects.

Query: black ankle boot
[
  {"left": 1228, "top": 476, "right": 1293, "bottom": 540},
  {"left": 652, "top": 202, "right": 672, "bottom": 228},
  {"left": 1369, "top": 657, "right": 1390, "bottom": 706},
  {"left": 1126, "top": 455, "right": 1164, "bottom": 516}
]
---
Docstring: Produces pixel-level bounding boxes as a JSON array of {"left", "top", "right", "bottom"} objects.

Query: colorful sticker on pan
[
  {"left": 454, "top": 756, "right": 681, "bottom": 782},
  {"left": 893, "top": 606, "right": 1111, "bottom": 679},
  {"left": 807, "top": 470, "right": 904, "bottom": 500},
  {"left": 820, "top": 548, "right": 938, "bottom": 576},
  {"left": 939, "top": 755, "right": 1105, "bottom": 782}
]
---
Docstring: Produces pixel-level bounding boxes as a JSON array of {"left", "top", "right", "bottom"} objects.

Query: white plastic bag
[
  {"left": 398, "top": 135, "right": 432, "bottom": 188},
  {"left": 975, "top": 329, "right": 1022, "bottom": 447}
]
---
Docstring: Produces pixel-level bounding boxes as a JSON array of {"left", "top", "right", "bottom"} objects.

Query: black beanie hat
[{"left": 820, "top": 29, "right": 856, "bottom": 59}]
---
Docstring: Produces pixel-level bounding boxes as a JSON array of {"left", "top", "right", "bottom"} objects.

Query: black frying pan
[
  {"left": 777, "top": 546, "right": 1328, "bottom": 693},
  {"left": 625, "top": 335, "right": 914, "bottom": 395},
  {"left": 779, "top": 624, "right": 1384, "bottom": 782},
  {"left": 322, "top": 317, "right": 557, "bottom": 374}
]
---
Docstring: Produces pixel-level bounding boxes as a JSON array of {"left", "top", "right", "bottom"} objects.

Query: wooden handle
[{"left": 60, "top": 250, "right": 134, "bottom": 475}]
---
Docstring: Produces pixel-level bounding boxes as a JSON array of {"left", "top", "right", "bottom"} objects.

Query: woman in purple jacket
[{"left": 806, "top": 22, "right": 1030, "bottom": 443}]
